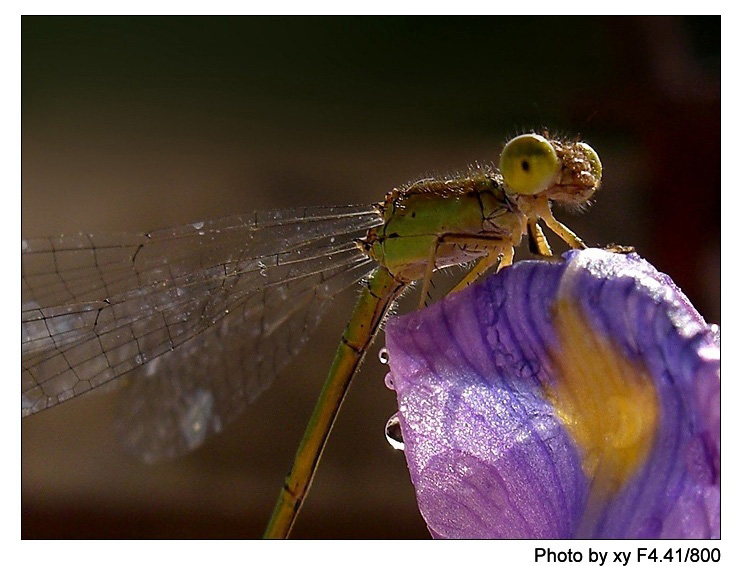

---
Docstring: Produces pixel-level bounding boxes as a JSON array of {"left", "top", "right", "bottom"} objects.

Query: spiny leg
[
  {"left": 450, "top": 244, "right": 515, "bottom": 294},
  {"left": 497, "top": 245, "right": 514, "bottom": 270},
  {"left": 449, "top": 247, "right": 504, "bottom": 294},
  {"left": 417, "top": 234, "right": 512, "bottom": 309},
  {"left": 534, "top": 199, "right": 587, "bottom": 250},
  {"left": 527, "top": 218, "right": 553, "bottom": 257},
  {"left": 418, "top": 234, "right": 501, "bottom": 309},
  {"left": 441, "top": 234, "right": 513, "bottom": 293},
  {"left": 417, "top": 239, "right": 439, "bottom": 310},
  {"left": 602, "top": 243, "right": 636, "bottom": 254}
]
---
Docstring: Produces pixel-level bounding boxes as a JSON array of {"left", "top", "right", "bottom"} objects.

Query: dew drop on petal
[
  {"left": 378, "top": 347, "right": 389, "bottom": 364},
  {"left": 384, "top": 372, "right": 395, "bottom": 391},
  {"left": 385, "top": 413, "right": 405, "bottom": 450}
]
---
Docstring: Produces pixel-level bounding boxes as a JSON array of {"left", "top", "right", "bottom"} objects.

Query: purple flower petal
[{"left": 385, "top": 249, "right": 720, "bottom": 539}]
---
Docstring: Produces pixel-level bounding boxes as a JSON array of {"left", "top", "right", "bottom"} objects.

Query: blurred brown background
[{"left": 22, "top": 16, "right": 720, "bottom": 539}]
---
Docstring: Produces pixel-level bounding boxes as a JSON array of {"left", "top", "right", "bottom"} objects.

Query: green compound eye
[
  {"left": 577, "top": 141, "right": 602, "bottom": 182},
  {"left": 499, "top": 133, "right": 560, "bottom": 195}
]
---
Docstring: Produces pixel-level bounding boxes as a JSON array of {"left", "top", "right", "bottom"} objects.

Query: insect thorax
[{"left": 361, "top": 168, "right": 527, "bottom": 282}]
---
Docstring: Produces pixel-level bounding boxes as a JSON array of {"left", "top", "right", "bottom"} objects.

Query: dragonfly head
[{"left": 499, "top": 133, "right": 602, "bottom": 208}]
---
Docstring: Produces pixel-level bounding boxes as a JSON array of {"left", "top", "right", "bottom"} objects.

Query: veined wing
[
  {"left": 114, "top": 249, "right": 377, "bottom": 461},
  {"left": 22, "top": 204, "right": 382, "bottom": 459}
]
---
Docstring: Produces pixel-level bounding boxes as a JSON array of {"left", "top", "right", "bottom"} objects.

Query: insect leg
[
  {"left": 527, "top": 218, "right": 553, "bottom": 257},
  {"left": 449, "top": 247, "right": 504, "bottom": 293},
  {"left": 427, "top": 234, "right": 512, "bottom": 295},
  {"left": 417, "top": 239, "right": 439, "bottom": 310},
  {"left": 497, "top": 245, "right": 514, "bottom": 271},
  {"left": 536, "top": 200, "right": 587, "bottom": 250}
]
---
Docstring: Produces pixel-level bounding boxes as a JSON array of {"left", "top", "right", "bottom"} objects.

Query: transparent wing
[
  {"left": 115, "top": 253, "right": 376, "bottom": 461},
  {"left": 22, "top": 204, "right": 382, "bottom": 458}
]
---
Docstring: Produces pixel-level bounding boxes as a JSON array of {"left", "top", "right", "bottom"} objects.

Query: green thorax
[{"left": 363, "top": 166, "right": 527, "bottom": 282}]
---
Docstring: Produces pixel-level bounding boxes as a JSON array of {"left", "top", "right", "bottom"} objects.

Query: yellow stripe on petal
[{"left": 545, "top": 299, "right": 658, "bottom": 499}]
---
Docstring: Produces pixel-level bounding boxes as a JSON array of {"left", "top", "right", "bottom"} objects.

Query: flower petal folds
[{"left": 385, "top": 249, "right": 720, "bottom": 539}]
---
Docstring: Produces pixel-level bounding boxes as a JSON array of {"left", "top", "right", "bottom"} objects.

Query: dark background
[{"left": 22, "top": 16, "right": 720, "bottom": 539}]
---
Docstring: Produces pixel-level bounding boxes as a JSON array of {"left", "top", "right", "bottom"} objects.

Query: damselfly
[{"left": 21, "top": 133, "right": 602, "bottom": 537}]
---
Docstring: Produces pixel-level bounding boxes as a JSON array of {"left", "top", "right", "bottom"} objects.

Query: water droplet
[
  {"left": 134, "top": 354, "right": 143, "bottom": 365},
  {"left": 21, "top": 240, "right": 28, "bottom": 251},
  {"left": 258, "top": 261, "right": 267, "bottom": 276},
  {"left": 385, "top": 414, "right": 404, "bottom": 450},
  {"left": 378, "top": 347, "right": 389, "bottom": 364},
  {"left": 330, "top": 236, "right": 336, "bottom": 243},
  {"left": 384, "top": 372, "right": 395, "bottom": 391},
  {"left": 192, "top": 221, "right": 204, "bottom": 230}
]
